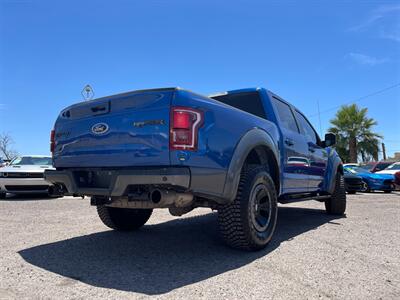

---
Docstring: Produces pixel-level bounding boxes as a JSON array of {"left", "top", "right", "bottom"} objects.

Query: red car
[
  {"left": 395, "top": 172, "right": 400, "bottom": 187},
  {"left": 359, "top": 161, "right": 395, "bottom": 173}
]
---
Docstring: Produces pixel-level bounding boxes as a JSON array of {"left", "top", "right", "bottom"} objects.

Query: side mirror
[{"left": 324, "top": 133, "right": 336, "bottom": 147}]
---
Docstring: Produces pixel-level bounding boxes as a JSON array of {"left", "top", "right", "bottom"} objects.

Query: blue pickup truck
[{"left": 45, "top": 87, "right": 346, "bottom": 250}]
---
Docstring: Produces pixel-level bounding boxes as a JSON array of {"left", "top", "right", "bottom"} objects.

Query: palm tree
[{"left": 328, "top": 104, "right": 382, "bottom": 163}]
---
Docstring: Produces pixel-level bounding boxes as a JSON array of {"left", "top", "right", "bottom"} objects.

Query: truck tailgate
[{"left": 53, "top": 90, "right": 173, "bottom": 168}]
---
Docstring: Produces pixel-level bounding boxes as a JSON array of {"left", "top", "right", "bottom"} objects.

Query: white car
[
  {"left": 376, "top": 162, "right": 400, "bottom": 175},
  {"left": 0, "top": 155, "right": 55, "bottom": 199}
]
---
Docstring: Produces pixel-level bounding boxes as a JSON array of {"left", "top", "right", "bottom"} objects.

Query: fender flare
[
  {"left": 222, "top": 128, "right": 280, "bottom": 202},
  {"left": 324, "top": 150, "right": 343, "bottom": 194}
]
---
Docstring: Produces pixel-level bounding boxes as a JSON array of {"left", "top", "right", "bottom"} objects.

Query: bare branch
[{"left": 0, "top": 132, "right": 19, "bottom": 161}]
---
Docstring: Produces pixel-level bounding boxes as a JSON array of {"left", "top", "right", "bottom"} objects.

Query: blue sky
[{"left": 1, "top": 0, "right": 399, "bottom": 158}]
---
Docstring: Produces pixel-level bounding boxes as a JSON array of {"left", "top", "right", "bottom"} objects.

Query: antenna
[{"left": 317, "top": 100, "right": 323, "bottom": 136}]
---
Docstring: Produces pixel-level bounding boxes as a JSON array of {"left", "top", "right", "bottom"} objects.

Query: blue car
[{"left": 344, "top": 166, "right": 395, "bottom": 193}]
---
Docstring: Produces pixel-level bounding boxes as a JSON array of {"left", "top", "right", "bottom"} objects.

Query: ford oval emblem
[{"left": 91, "top": 123, "right": 109, "bottom": 135}]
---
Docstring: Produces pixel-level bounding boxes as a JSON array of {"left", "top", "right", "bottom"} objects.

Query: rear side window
[
  {"left": 294, "top": 110, "right": 318, "bottom": 144},
  {"left": 271, "top": 97, "right": 299, "bottom": 132},
  {"left": 211, "top": 92, "right": 267, "bottom": 119},
  {"left": 376, "top": 162, "right": 392, "bottom": 171}
]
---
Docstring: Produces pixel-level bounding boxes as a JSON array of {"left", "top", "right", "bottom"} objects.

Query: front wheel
[
  {"left": 384, "top": 190, "right": 392, "bottom": 194},
  {"left": 96, "top": 204, "right": 152, "bottom": 231},
  {"left": 218, "top": 166, "right": 278, "bottom": 251},
  {"left": 0, "top": 193, "right": 6, "bottom": 199},
  {"left": 325, "top": 172, "right": 346, "bottom": 215}
]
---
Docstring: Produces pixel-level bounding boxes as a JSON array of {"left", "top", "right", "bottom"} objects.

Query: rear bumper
[{"left": 44, "top": 167, "right": 191, "bottom": 197}]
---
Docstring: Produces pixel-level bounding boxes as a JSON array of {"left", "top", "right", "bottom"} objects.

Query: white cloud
[
  {"left": 348, "top": 14, "right": 383, "bottom": 32},
  {"left": 374, "top": 4, "right": 400, "bottom": 15},
  {"left": 348, "top": 4, "right": 400, "bottom": 42},
  {"left": 347, "top": 53, "right": 389, "bottom": 66},
  {"left": 379, "top": 29, "right": 400, "bottom": 42}
]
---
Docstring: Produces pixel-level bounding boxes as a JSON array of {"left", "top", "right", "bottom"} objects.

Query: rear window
[
  {"left": 211, "top": 92, "right": 267, "bottom": 119},
  {"left": 386, "top": 163, "right": 400, "bottom": 170},
  {"left": 376, "top": 162, "right": 393, "bottom": 171}
]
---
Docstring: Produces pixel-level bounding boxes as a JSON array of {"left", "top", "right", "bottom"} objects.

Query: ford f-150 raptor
[{"left": 45, "top": 87, "right": 346, "bottom": 250}]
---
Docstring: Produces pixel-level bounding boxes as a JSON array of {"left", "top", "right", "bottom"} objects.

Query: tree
[
  {"left": 0, "top": 132, "right": 18, "bottom": 161},
  {"left": 328, "top": 104, "right": 382, "bottom": 163}
]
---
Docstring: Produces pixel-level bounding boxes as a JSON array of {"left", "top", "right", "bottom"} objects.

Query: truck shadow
[{"left": 19, "top": 206, "right": 344, "bottom": 295}]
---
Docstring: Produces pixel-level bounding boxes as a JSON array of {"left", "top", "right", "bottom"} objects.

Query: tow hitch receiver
[{"left": 90, "top": 196, "right": 111, "bottom": 206}]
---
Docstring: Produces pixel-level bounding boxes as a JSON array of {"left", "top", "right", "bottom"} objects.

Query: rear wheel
[
  {"left": 347, "top": 191, "right": 356, "bottom": 194},
  {"left": 97, "top": 204, "right": 152, "bottom": 231},
  {"left": 384, "top": 190, "right": 392, "bottom": 194},
  {"left": 325, "top": 172, "right": 346, "bottom": 215},
  {"left": 218, "top": 166, "right": 278, "bottom": 251}
]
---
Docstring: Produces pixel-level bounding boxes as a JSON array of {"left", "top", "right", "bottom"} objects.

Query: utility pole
[{"left": 382, "top": 143, "right": 387, "bottom": 160}]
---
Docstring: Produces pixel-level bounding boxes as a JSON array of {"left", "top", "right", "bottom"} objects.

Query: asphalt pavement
[{"left": 0, "top": 192, "right": 399, "bottom": 299}]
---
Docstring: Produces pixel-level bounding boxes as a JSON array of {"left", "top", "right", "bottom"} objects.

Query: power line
[{"left": 308, "top": 82, "right": 400, "bottom": 118}]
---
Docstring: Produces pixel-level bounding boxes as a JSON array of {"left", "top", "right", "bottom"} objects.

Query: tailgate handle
[{"left": 91, "top": 106, "right": 107, "bottom": 113}]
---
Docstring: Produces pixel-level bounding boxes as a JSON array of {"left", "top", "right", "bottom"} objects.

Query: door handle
[{"left": 284, "top": 138, "right": 294, "bottom": 146}]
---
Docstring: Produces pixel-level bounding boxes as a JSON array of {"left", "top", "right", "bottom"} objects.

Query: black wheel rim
[{"left": 250, "top": 184, "right": 271, "bottom": 232}]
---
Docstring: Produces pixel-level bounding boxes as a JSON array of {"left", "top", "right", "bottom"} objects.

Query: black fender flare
[
  {"left": 324, "top": 151, "right": 343, "bottom": 194},
  {"left": 222, "top": 128, "right": 280, "bottom": 202}
]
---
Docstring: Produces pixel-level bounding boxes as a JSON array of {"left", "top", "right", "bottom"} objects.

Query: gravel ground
[{"left": 0, "top": 192, "right": 399, "bottom": 299}]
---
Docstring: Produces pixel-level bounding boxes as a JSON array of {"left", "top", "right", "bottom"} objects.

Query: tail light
[
  {"left": 50, "top": 129, "right": 55, "bottom": 153},
  {"left": 170, "top": 107, "right": 203, "bottom": 151}
]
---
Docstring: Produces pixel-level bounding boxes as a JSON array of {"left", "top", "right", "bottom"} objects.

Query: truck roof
[{"left": 210, "top": 87, "right": 298, "bottom": 112}]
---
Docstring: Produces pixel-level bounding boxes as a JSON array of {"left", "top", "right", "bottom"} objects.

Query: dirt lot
[{"left": 0, "top": 192, "right": 399, "bottom": 299}]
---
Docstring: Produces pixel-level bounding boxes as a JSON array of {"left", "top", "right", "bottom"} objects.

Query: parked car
[
  {"left": 395, "top": 172, "right": 400, "bottom": 188},
  {"left": 45, "top": 87, "right": 346, "bottom": 251},
  {"left": 0, "top": 158, "right": 6, "bottom": 168},
  {"left": 375, "top": 162, "right": 400, "bottom": 175},
  {"left": 359, "top": 161, "right": 395, "bottom": 173},
  {"left": 0, "top": 155, "right": 57, "bottom": 198},
  {"left": 343, "top": 166, "right": 395, "bottom": 193},
  {"left": 343, "top": 168, "right": 365, "bottom": 194}
]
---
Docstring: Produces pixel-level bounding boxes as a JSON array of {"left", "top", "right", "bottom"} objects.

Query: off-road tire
[
  {"left": 325, "top": 172, "right": 346, "bottom": 215},
  {"left": 0, "top": 193, "right": 6, "bottom": 199},
  {"left": 97, "top": 205, "right": 152, "bottom": 231},
  {"left": 218, "top": 166, "right": 278, "bottom": 251}
]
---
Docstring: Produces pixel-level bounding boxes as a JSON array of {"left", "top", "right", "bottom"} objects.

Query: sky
[{"left": 1, "top": 0, "right": 399, "bottom": 159}]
